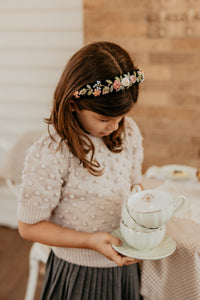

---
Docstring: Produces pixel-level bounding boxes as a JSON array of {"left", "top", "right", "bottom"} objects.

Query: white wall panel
[
  {"left": 0, "top": 0, "right": 82, "bottom": 10},
  {"left": 0, "top": 31, "right": 83, "bottom": 49},
  {"left": 0, "top": 102, "right": 49, "bottom": 120},
  {"left": 0, "top": 49, "right": 75, "bottom": 68},
  {"left": 0, "top": 0, "right": 83, "bottom": 167},
  {"left": 0, "top": 67, "right": 61, "bottom": 86},
  {"left": 0, "top": 85, "right": 54, "bottom": 103},
  {"left": 0, "top": 119, "right": 47, "bottom": 135},
  {"left": 0, "top": 11, "right": 82, "bottom": 30}
]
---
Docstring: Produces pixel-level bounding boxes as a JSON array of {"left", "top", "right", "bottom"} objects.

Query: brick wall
[{"left": 84, "top": 0, "right": 200, "bottom": 172}]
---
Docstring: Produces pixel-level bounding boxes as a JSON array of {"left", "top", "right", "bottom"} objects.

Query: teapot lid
[{"left": 127, "top": 190, "right": 174, "bottom": 213}]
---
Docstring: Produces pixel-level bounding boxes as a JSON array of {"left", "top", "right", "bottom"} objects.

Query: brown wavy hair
[{"left": 45, "top": 41, "right": 139, "bottom": 175}]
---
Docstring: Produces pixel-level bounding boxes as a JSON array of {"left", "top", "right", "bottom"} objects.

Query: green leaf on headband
[
  {"left": 80, "top": 88, "right": 87, "bottom": 95},
  {"left": 106, "top": 80, "right": 113, "bottom": 85},
  {"left": 103, "top": 86, "right": 110, "bottom": 93},
  {"left": 87, "top": 90, "right": 93, "bottom": 95},
  {"left": 86, "top": 85, "right": 92, "bottom": 89},
  {"left": 115, "top": 76, "right": 120, "bottom": 81}
]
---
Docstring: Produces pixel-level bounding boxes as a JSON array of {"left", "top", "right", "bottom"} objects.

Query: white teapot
[{"left": 126, "top": 185, "right": 187, "bottom": 228}]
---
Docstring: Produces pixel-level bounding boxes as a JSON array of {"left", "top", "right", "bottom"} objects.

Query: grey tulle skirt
[{"left": 40, "top": 251, "right": 142, "bottom": 300}]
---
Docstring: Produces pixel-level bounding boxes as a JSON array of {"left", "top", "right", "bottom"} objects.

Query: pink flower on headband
[
  {"left": 130, "top": 75, "right": 136, "bottom": 84},
  {"left": 113, "top": 80, "right": 121, "bottom": 90},
  {"left": 73, "top": 91, "right": 80, "bottom": 99},
  {"left": 93, "top": 89, "right": 101, "bottom": 97}
]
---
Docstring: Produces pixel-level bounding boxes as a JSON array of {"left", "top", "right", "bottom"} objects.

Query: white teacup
[
  {"left": 121, "top": 201, "right": 149, "bottom": 231},
  {"left": 126, "top": 185, "right": 187, "bottom": 228},
  {"left": 121, "top": 201, "right": 138, "bottom": 229},
  {"left": 120, "top": 220, "right": 166, "bottom": 250}
]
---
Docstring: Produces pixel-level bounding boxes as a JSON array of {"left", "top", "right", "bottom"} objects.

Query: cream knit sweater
[{"left": 18, "top": 117, "right": 143, "bottom": 267}]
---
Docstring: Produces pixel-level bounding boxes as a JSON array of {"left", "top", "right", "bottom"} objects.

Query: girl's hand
[{"left": 88, "top": 231, "right": 139, "bottom": 266}]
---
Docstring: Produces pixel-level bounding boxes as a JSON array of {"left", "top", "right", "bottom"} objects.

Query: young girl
[{"left": 18, "top": 41, "right": 144, "bottom": 300}]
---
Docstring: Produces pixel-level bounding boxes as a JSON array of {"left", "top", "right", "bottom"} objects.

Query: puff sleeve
[{"left": 17, "top": 134, "right": 69, "bottom": 224}]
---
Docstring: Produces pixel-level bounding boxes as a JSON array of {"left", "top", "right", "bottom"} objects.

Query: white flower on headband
[{"left": 121, "top": 77, "right": 130, "bottom": 87}]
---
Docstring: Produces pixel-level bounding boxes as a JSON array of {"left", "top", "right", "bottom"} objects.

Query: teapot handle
[
  {"left": 173, "top": 195, "right": 187, "bottom": 214},
  {"left": 132, "top": 184, "right": 142, "bottom": 194}
]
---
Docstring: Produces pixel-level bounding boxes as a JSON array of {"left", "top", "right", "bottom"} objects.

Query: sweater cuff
[{"left": 17, "top": 204, "right": 51, "bottom": 224}]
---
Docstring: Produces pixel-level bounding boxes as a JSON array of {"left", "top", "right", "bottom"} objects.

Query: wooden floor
[{"left": 0, "top": 226, "right": 44, "bottom": 300}]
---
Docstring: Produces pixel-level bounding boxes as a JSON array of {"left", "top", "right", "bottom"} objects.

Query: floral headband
[{"left": 73, "top": 69, "right": 144, "bottom": 99}]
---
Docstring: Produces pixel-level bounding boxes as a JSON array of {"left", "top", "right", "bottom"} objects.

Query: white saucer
[
  {"left": 112, "top": 229, "right": 176, "bottom": 260},
  {"left": 160, "top": 164, "right": 196, "bottom": 181}
]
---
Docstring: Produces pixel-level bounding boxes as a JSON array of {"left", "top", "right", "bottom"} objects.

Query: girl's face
[{"left": 75, "top": 109, "right": 125, "bottom": 137}]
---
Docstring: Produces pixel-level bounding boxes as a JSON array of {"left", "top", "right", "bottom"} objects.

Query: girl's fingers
[
  {"left": 110, "top": 246, "right": 139, "bottom": 266},
  {"left": 124, "top": 261, "right": 139, "bottom": 266},
  {"left": 114, "top": 255, "right": 139, "bottom": 266},
  {"left": 122, "top": 257, "right": 140, "bottom": 265},
  {"left": 98, "top": 233, "right": 139, "bottom": 266},
  {"left": 110, "top": 235, "right": 122, "bottom": 247},
  {"left": 110, "top": 248, "right": 124, "bottom": 266}
]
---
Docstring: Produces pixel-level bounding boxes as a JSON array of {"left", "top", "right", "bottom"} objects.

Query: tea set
[{"left": 113, "top": 185, "right": 187, "bottom": 259}]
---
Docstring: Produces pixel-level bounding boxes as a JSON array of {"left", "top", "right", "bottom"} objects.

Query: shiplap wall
[{"left": 0, "top": 0, "right": 83, "bottom": 167}]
